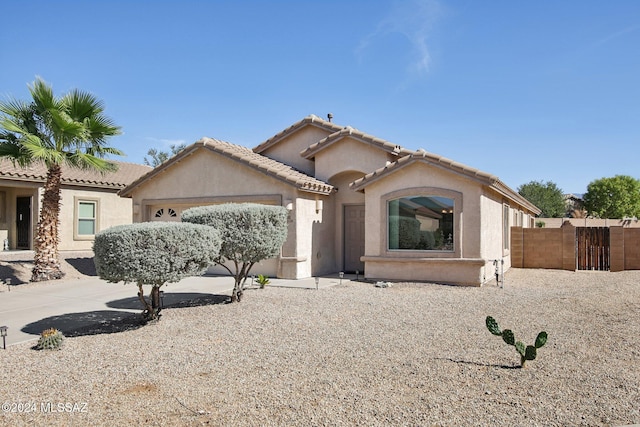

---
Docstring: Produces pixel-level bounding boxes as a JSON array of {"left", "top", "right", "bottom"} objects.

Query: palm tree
[{"left": 0, "top": 77, "right": 123, "bottom": 281}]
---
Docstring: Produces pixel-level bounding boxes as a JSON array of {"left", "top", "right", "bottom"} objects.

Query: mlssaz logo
[{"left": 41, "top": 402, "right": 88, "bottom": 413}]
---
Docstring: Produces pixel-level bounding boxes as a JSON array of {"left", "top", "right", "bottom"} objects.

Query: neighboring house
[
  {"left": 564, "top": 193, "right": 585, "bottom": 218},
  {"left": 120, "top": 114, "right": 540, "bottom": 285},
  {"left": 0, "top": 159, "right": 151, "bottom": 251}
]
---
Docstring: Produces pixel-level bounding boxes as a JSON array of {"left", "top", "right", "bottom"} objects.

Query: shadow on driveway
[
  {"left": 107, "top": 292, "right": 230, "bottom": 310},
  {"left": 65, "top": 257, "right": 97, "bottom": 276},
  {"left": 21, "top": 293, "right": 230, "bottom": 339},
  {"left": 22, "top": 310, "right": 145, "bottom": 338}
]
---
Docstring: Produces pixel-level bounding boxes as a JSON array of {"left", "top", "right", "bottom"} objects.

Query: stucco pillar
[
  {"left": 609, "top": 226, "right": 624, "bottom": 272},
  {"left": 561, "top": 222, "right": 576, "bottom": 271},
  {"left": 510, "top": 226, "right": 523, "bottom": 268}
]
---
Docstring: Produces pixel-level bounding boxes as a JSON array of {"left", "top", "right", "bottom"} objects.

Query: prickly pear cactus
[
  {"left": 485, "top": 316, "right": 547, "bottom": 367},
  {"left": 502, "top": 329, "right": 515, "bottom": 346},
  {"left": 535, "top": 331, "right": 548, "bottom": 348},
  {"left": 486, "top": 316, "right": 502, "bottom": 336},
  {"left": 36, "top": 328, "right": 65, "bottom": 350}
]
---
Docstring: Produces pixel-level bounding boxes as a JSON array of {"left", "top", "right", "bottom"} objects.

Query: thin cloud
[
  {"left": 593, "top": 24, "right": 640, "bottom": 48},
  {"left": 357, "top": 0, "right": 443, "bottom": 75}
]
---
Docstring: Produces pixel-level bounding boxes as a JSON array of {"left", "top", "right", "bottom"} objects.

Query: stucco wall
[
  {"left": 259, "top": 127, "right": 330, "bottom": 176},
  {"left": 358, "top": 161, "right": 503, "bottom": 286},
  {"left": 58, "top": 187, "right": 133, "bottom": 251},
  {"left": 313, "top": 137, "right": 394, "bottom": 182}
]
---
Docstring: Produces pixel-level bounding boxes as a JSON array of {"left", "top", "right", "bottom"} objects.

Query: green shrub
[
  {"left": 93, "top": 222, "right": 221, "bottom": 319},
  {"left": 418, "top": 230, "right": 436, "bottom": 249},
  {"left": 36, "top": 328, "right": 64, "bottom": 350},
  {"left": 182, "top": 203, "right": 288, "bottom": 302},
  {"left": 257, "top": 274, "right": 271, "bottom": 288}
]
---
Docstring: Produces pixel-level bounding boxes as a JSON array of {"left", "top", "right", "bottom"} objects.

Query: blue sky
[{"left": 2, "top": 1, "right": 639, "bottom": 194}]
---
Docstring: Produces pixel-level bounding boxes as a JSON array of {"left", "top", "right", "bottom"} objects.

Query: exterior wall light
[
  {"left": 284, "top": 200, "right": 293, "bottom": 211},
  {"left": 315, "top": 199, "right": 323, "bottom": 213}
]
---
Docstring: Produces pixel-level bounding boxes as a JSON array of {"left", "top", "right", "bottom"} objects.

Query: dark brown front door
[
  {"left": 344, "top": 204, "right": 365, "bottom": 273},
  {"left": 16, "top": 197, "right": 31, "bottom": 249}
]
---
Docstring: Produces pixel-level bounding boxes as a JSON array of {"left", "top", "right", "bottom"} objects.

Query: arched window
[{"left": 388, "top": 195, "right": 454, "bottom": 251}]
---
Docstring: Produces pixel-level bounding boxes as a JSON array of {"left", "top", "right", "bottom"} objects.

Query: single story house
[
  {"left": 0, "top": 159, "right": 151, "bottom": 251},
  {"left": 119, "top": 114, "right": 540, "bottom": 285}
]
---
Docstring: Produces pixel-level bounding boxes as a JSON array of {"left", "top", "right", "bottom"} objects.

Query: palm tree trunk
[{"left": 31, "top": 164, "right": 64, "bottom": 282}]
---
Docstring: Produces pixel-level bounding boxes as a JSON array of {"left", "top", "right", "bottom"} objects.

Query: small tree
[
  {"left": 181, "top": 203, "right": 288, "bottom": 302},
  {"left": 583, "top": 175, "right": 640, "bottom": 219},
  {"left": 143, "top": 143, "right": 186, "bottom": 167},
  {"left": 93, "top": 222, "right": 221, "bottom": 320},
  {"left": 517, "top": 180, "right": 565, "bottom": 218}
]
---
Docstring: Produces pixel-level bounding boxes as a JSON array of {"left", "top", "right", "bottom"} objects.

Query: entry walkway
[{"left": 0, "top": 274, "right": 346, "bottom": 347}]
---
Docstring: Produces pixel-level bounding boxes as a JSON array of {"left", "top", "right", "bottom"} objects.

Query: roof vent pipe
[{"left": 327, "top": 113, "right": 333, "bottom": 122}]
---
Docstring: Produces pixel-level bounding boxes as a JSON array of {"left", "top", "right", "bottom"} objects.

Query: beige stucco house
[
  {"left": 0, "top": 159, "right": 151, "bottom": 251},
  {"left": 120, "top": 114, "right": 540, "bottom": 285}
]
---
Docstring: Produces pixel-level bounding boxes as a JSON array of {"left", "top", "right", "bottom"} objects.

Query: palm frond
[
  {"left": 66, "top": 151, "right": 119, "bottom": 173},
  {"left": 0, "top": 142, "right": 34, "bottom": 167},
  {"left": 84, "top": 115, "right": 121, "bottom": 140},
  {"left": 0, "top": 98, "right": 29, "bottom": 117},
  {"left": 49, "top": 109, "right": 88, "bottom": 144},
  {"left": 29, "top": 77, "right": 59, "bottom": 113},
  {"left": 65, "top": 89, "right": 105, "bottom": 119}
]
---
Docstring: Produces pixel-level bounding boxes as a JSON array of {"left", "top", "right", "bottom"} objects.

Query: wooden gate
[{"left": 576, "top": 227, "right": 610, "bottom": 270}]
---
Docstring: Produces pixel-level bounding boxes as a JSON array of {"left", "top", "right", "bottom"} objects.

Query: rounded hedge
[
  {"left": 93, "top": 222, "right": 221, "bottom": 286},
  {"left": 181, "top": 203, "right": 288, "bottom": 263}
]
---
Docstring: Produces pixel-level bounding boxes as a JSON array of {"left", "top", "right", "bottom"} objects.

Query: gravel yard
[{"left": 1, "top": 268, "right": 639, "bottom": 426}]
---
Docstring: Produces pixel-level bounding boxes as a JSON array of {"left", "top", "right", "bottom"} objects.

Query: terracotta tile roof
[
  {"left": 349, "top": 150, "right": 541, "bottom": 215},
  {"left": 253, "top": 114, "right": 345, "bottom": 154},
  {"left": 119, "top": 138, "right": 335, "bottom": 197},
  {"left": 0, "top": 157, "right": 151, "bottom": 190},
  {"left": 301, "top": 126, "right": 414, "bottom": 159}
]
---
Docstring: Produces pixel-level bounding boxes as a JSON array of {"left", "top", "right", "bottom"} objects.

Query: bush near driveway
[{"left": 93, "top": 222, "right": 221, "bottom": 320}]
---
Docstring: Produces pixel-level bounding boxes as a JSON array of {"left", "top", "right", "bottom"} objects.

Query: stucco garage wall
[{"left": 127, "top": 149, "right": 310, "bottom": 279}]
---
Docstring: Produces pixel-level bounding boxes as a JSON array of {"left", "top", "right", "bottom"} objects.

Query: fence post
[
  {"left": 561, "top": 221, "right": 576, "bottom": 271},
  {"left": 510, "top": 226, "right": 523, "bottom": 268},
  {"left": 609, "top": 226, "right": 624, "bottom": 272}
]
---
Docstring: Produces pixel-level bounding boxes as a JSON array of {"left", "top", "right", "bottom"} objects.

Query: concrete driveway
[{"left": 0, "top": 274, "right": 342, "bottom": 347}]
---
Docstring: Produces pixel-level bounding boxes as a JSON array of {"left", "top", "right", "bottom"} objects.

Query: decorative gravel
[{"left": 1, "top": 268, "right": 639, "bottom": 426}]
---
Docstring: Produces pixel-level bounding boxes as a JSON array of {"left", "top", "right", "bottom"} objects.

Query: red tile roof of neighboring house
[
  {"left": 119, "top": 138, "right": 335, "bottom": 197},
  {"left": 349, "top": 150, "right": 541, "bottom": 215},
  {"left": 0, "top": 158, "right": 151, "bottom": 190}
]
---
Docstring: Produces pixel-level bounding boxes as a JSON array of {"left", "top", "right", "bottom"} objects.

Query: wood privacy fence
[
  {"left": 511, "top": 223, "right": 640, "bottom": 272},
  {"left": 576, "top": 227, "right": 610, "bottom": 271}
]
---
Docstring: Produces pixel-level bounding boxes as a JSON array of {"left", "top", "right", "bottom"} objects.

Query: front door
[
  {"left": 344, "top": 204, "right": 365, "bottom": 273},
  {"left": 16, "top": 197, "right": 31, "bottom": 249}
]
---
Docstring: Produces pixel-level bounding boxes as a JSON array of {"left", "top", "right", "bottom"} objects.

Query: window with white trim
[{"left": 75, "top": 199, "right": 99, "bottom": 239}]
